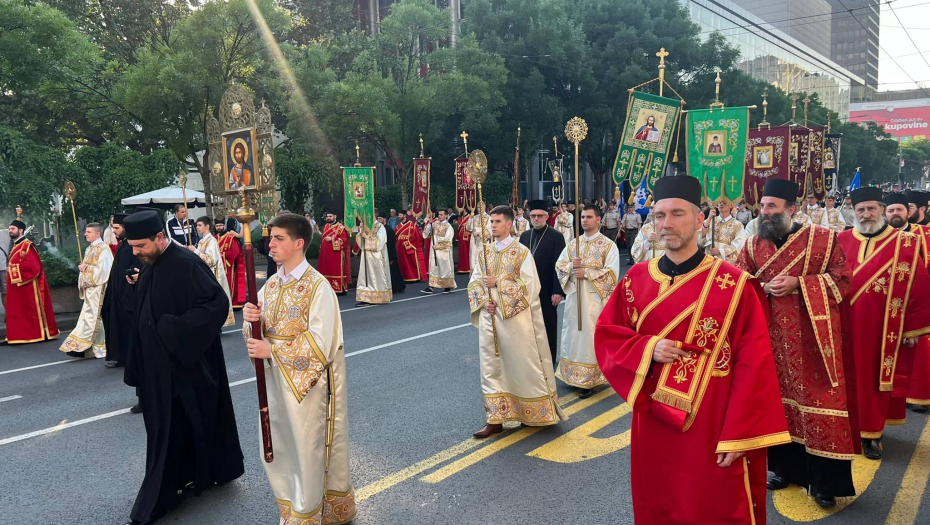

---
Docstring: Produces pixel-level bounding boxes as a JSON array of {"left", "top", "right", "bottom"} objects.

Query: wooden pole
[{"left": 179, "top": 170, "right": 193, "bottom": 246}]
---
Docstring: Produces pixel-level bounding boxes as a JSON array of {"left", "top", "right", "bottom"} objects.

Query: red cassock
[
  {"left": 837, "top": 227, "right": 930, "bottom": 438},
  {"left": 318, "top": 222, "right": 351, "bottom": 293},
  {"left": 217, "top": 232, "right": 246, "bottom": 308},
  {"left": 109, "top": 243, "right": 118, "bottom": 256},
  {"left": 904, "top": 223, "right": 930, "bottom": 405},
  {"left": 422, "top": 218, "right": 434, "bottom": 259},
  {"left": 456, "top": 214, "right": 471, "bottom": 274},
  {"left": 5, "top": 239, "right": 59, "bottom": 344},
  {"left": 395, "top": 221, "right": 426, "bottom": 282},
  {"left": 547, "top": 211, "right": 558, "bottom": 227},
  {"left": 736, "top": 225, "right": 858, "bottom": 458},
  {"left": 594, "top": 256, "right": 790, "bottom": 525}
]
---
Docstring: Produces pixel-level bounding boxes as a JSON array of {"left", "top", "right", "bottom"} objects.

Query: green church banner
[
  {"left": 685, "top": 107, "right": 750, "bottom": 204},
  {"left": 612, "top": 91, "right": 682, "bottom": 191},
  {"left": 343, "top": 166, "right": 375, "bottom": 230}
]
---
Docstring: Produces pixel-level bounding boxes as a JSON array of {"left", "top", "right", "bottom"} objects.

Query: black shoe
[
  {"left": 862, "top": 437, "right": 883, "bottom": 460},
  {"left": 336, "top": 291, "right": 347, "bottom": 296},
  {"left": 443, "top": 288, "right": 452, "bottom": 294},
  {"left": 130, "top": 404, "right": 142, "bottom": 414},
  {"left": 66, "top": 351, "right": 87, "bottom": 359},
  {"left": 421, "top": 287, "right": 435, "bottom": 294},
  {"left": 813, "top": 493, "right": 837, "bottom": 508},
  {"left": 578, "top": 388, "right": 594, "bottom": 399},
  {"left": 356, "top": 302, "right": 370, "bottom": 307},
  {"left": 908, "top": 403, "right": 930, "bottom": 413},
  {"left": 104, "top": 361, "right": 122, "bottom": 369},
  {"left": 766, "top": 474, "right": 789, "bottom": 490}
]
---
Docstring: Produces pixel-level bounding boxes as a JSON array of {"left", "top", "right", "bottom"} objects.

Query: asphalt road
[{"left": 2, "top": 270, "right": 930, "bottom": 525}]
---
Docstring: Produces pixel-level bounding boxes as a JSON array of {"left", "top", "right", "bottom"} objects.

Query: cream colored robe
[
  {"left": 355, "top": 223, "right": 392, "bottom": 304},
  {"left": 513, "top": 216, "right": 530, "bottom": 237},
  {"left": 631, "top": 222, "right": 664, "bottom": 262},
  {"left": 195, "top": 233, "right": 235, "bottom": 326},
  {"left": 59, "top": 240, "right": 112, "bottom": 357},
  {"left": 424, "top": 220, "right": 456, "bottom": 289},
  {"left": 467, "top": 213, "right": 491, "bottom": 270},
  {"left": 245, "top": 265, "right": 356, "bottom": 525},
  {"left": 793, "top": 207, "right": 830, "bottom": 228},
  {"left": 555, "top": 211, "right": 574, "bottom": 243},
  {"left": 554, "top": 233, "right": 620, "bottom": 389},
  {"left": 467, "top": 239, "right": 567, "bottom": 426},
  {"left": 826, "top": 207, "right": 847, "bottom": 232},
  {"left": 704, "top": 215, "right": 748, "bottom": 262}
]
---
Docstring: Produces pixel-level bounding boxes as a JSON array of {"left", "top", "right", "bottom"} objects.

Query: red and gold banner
[
  {"left": 743, "top": 127, "right": 790, "bottom": 208},
  {"left": 808, "top": 127, "right": 826, "bottom": 200},
  {"left": 788, "top": 127, "right": 824, "bottom": 200},
  {"left": 412, "top": 158, "right": 430, "bottom": 218},
  {"left": 455, "top": 157, "right": 476, "bottom": 213}
]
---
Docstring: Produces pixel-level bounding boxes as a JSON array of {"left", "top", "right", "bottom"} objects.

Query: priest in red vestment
[
  {"left": 395, "top": 212, "right": 426, "bottom": 281},
  {"left": 883, "top": 193, "right": 930, "bottom": 412},
  {"left": 595, "top": 176, "right": 790, "bottom": 525},
  {"left": 736, "top": 179, "right": 856, "bottom": 508},
  {"left": 456, "top": 212, "right": 471, "bottom": 274},
  {"left": 215, "top": 218, "right": 245, "bottom": 308},
  {"left": 837, "top": 187, "right": 930, "bottom": 459},
  {"left": 5, "top": 219, "right": 59, "bottom": 344},
  {"left": 318, "top": 210, "right": 351, "bottom": 294}
]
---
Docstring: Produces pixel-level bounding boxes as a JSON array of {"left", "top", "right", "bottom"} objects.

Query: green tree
[{"left": 900, "top": 139, "right": 930, "bottom": 185}]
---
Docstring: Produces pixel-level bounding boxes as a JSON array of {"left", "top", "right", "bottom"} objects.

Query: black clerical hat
[
  {"left": 123, "top": 210, "right": 164, "bottom": 240},
  {"left": 112, "top": 213, "right": 129, "bottom": 225},
  {"left": 851, "top": 187, "right": 883, "bottom": 206},
  {"left": 527, "top": 200, "right": 548, "bottom": 212},
  {"left": 762, "top": 179, "right": 799, "bottom": 203},
  {"left": 10, "top": 220, "right": 25, "bottom": 230},
  {"left": 907, "top": 190, "right": 928, "bottom": 206},
  {"left": 653, "top": 176, "right": 702, "bottom": 207},
  {"left": 884, "top": 193, "right": 909, "bottom": 208}
]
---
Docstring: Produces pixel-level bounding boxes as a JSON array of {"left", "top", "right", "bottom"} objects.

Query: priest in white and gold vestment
[
  {"left": 555, "top": 205, "right": 619, "bottom": 397},
  {"left": 555, "top": 203, "right": 574, "bottom": 243},
  {"left": 61, "top": 223, "right": 113, "bottom": 358},
  {"left": 702, "top": 202, "right": 748, "bottom": 262},
  {"left": 631, "top": 216, "right": 663, "bottom": 263},
  {"left": 191, "top": 216, "right": 235, "bottom": 326},
  {"left": 244, "top": 213, "right": 356, "bottom": 525},
  {"left": 354, "top": 221, "right": 392, "bottom": 305},
  {"left": 468, "top": 205, "right": 566, "bottom": 438},
  {"left": 467, "top": 210, "right": 491, "bottom": 270},
  {"left": 422, "top": 209, "right": 456, "bottom": 293}
]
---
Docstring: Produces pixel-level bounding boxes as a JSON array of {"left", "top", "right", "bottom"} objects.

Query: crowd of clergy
[{"left": 4, "top": 172, "right": 930, "bottom": 525}]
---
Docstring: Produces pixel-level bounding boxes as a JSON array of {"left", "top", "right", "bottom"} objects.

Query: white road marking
[
  {"left": 0, "top": 321, "right": 474, "bottom": 446},
  {"left": 0, "top": 395, "right": 23, "bottom": 403},
  {"left": 0, "top": 360, "right": 75, "bottom": 376}
]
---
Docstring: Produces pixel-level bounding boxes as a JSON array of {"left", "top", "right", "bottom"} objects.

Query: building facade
[{"left": 828, "top": 0, "right": 880, "bottom": 96}]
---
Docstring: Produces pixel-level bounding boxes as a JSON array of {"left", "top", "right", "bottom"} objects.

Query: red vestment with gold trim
[
  {"left": 456, "top": 214, "right": 471, "bottom": 274},
  {"left": 395, "top": 221, "right": 426, "bottom": 281},
  {"left": 736, "top": 225, "right": 857, "bottom": 459},
  {"left": 595, "top": 255, "right": 789, "bottom": 525},
  {"left": 218, "top": 233, "right": 246, "bottom": 308},
  {"left": 837, "top": 226, "right": 930, "bottom": 438},
  {"left": 318, "top": 222, "right": 351, "bottom": 293},
  {"left": 5, "top": 238, "right": 59, "bottom": 344}
]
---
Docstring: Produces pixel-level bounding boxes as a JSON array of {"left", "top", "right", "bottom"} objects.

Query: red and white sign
[{"left": 850, "top": 100, "right": 930, "bottom": 141}]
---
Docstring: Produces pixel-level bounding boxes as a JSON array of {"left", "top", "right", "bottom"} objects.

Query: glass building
[{"left": 684, "top": 0, "right": 863, "bottom": 119}]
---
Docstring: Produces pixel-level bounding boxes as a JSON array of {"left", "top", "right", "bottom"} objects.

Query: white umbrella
[{"left": 121, "top": 186, "right": 218, "bottom": 209}]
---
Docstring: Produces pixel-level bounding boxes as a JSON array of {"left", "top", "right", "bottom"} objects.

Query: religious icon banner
[
  {"left": 611, "top": 91, "right": 682, "bottom": 191},
  {"left": 823, "top": 133, "right": 842, "bottom": 198},
  {"left": 743, "top": 126, "right": 791, "bottom": 208},
  {"left": 412, "top": 158, "right": 430, "bottom": 218},
  {"left": 455, "top": 158, "right": 476, "bottom": 213},
  {"left": 788, "top": 127, "right": 821, "bottom": 201},
  {"left": 343, "top": 166, "right": 376, "bottom": 231},
  {"left": 808, "top": 127, "right": 826, "bottom": 200},
  {"left": 686, "top": 107, "right": 750, "bottom": 204}
]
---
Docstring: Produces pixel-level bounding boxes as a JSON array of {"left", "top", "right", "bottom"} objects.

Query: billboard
[{"left": 850, "top": 99, "right": 930, "bottom": 142}]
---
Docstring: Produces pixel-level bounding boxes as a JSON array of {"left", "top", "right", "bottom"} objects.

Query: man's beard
[
  {"left": 889, "top": 215, "right": 908, "bottom": 229},
  {"left": 658, "top": 228, "right": 694, "bottom": 251},
  {"left": 758, "top": 212, "right": 792, "bottom": 241},
  {"left": 116, "top": 233, "right": 125, "bottom": 241},
  {"left": 325, "top": 217, "right": 335, "bottom": 224},
  {"left": 10, "top": 231, "right": 21, "bottom": 240},
  {"left": 855, "top": 215, "right": 886, "bottom": 235}
]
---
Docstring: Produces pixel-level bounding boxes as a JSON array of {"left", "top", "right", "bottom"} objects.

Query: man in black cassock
[
  {"left": 379, "top": 213, "right": 405, "bottom": 294},
  {"left": 520, "top": 200, "right": 566, "bottom": 363},
  {"left": 122, "top": 210, "right": 244, "bottom": 525},
  {"left": 102, "top": 213, "right": 139, "bottom": 370}
]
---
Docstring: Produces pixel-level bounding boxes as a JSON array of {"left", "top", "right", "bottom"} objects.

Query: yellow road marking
[
  {"left": 355, "top": 389, "right": 583, "bottom": 502},
  {"left": 526, "top": 403, "right": 631, "bottom": 463},
  {"left": 885, "top": 417, "right": 930, "bottom": 525},
  {"left": 421, "top": 388, "right": 616, "bottom": 484},
  {"left": 773, "top": 454, "right": 880, "bottom": 521}
]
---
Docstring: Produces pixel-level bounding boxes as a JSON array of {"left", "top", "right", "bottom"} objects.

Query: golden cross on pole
[
  {"left": 460, "top": 130, "right": 469, "bottom": 155},
  {"left": 803, "top": 95, "right": 811, "bottom": 127},
  {"left": 789, "top": 93, "right": 799, "bottom": 125},
  {"left": 354, "top": 140, "right": 361, "bottom": 167},
  {"left": 419, "top": 133, "right": 425, "bottom": 159},
  {"left": 759, "top": 87, "right": 770, "bottom": 130},
  {"left": 656, "top": 48, "right": 670, "bottom": 97},
  {"left": 710, "top": 67, "right": 724, "bottom": 110}
]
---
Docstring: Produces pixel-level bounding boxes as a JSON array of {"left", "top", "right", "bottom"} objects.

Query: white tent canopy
[{"left": 121, "top": 186, "right": 217, "bottom": 208}]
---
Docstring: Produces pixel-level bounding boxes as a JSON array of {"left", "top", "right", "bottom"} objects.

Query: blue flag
[
  {"left": 848, "top": 168, "right": 861, "bottom": 192},
  {"left": 634, "top": 177, "right": 650, "bottom": 218}
]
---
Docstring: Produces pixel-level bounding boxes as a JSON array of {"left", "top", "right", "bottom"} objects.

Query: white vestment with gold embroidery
[
  {"left": 59, "top": 240, "right": 112, "bottom": 357},
  {"left": 467, "top": 240, "right": 567, "bottom": 425},
  {"left": 555, "top": 233, "right": 619, "bottom": 388},
  {"left": 467, "top": 213, "right": 491, "bottom": 270},
  {"left": 631, "top": 222, "right": 664, "bottom": 263},
  {"left": 705, "top": 216, "right": 748, "bottom": 263},
  {"left": 555, "top": 211, "right": 574, "bottom": 243},
  {"left": 424, "top": 220, "right": 456, "bottom": 289},
  {"left": 246, "top": 265, "right": 356, "bottom": 525},
  {"left": 194, "top": 233, "right": 234, "bottom": 326},
  {"left": 355, "top": 223, "right": 392, "bottom": 304}
]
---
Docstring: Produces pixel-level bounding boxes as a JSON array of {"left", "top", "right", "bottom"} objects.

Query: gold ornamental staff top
[
  {"left": 564, "top": 116, "right": 587, "bottom": 332},
  {"left": 63, "top": 181, "right": 82, "bottom": 261}
]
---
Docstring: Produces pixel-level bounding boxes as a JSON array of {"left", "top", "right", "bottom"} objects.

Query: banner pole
[{"left": 565, "top": 117, "right": 588, "bottom": 332}]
